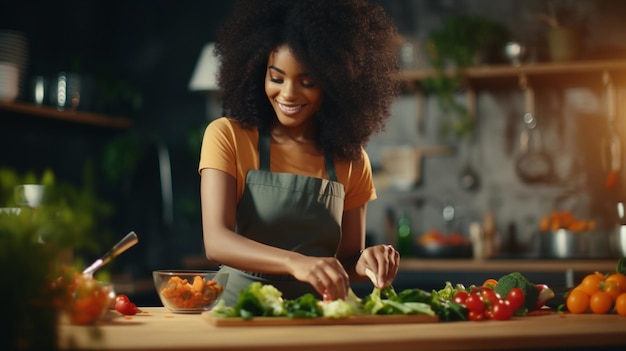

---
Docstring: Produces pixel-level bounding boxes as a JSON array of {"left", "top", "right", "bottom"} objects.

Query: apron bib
[{"left": 218, "top": 127, "right": 345, "bottom": 305}]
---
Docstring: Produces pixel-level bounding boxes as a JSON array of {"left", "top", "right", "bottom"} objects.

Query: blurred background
[{"left": 2, "top": 0, "right": 626, "bottom": 305}]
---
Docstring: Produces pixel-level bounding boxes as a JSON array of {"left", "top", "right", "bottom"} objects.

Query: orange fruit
[
  {"left": 615, "top": 293, "right": 626, "bottom": 317},
  {"left": 566, "top": 289, "right": 589, "bottom": 314},
  {"left": 605, "top": 273, "right": 626, "bottom": 293},
  {"left": 604, "top": 281, "right": 623, "bottom": 302},
  {"left": 589, "top": 291, "right": 612, "bottom": 314},
  {"left": 482, "top": 279, "right": 498, "bottom": 289},
  {"left": 592, "top": 271, "right": 605, "bottom": 280},
  {"left": 578, "top": 273, "right": 603, "bottom": 296}
]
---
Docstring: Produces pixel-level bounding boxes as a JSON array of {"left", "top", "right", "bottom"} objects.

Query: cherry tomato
[
  {"left": 464, "top": 293, "right": 485, "bottom": 314},
  {"left": 115, "top": 294, "right": 130, "bottom": 303},
  {"left": 115, "top": 297, "right": 138, "bottom": 315},
  {"left": 491, "top": 299, "right": 514, "bottom": 320},
  {"left": 479, "top": 287, "right": 500, "bottom": 307},
  {"left": 453, "top": 291, "right": 469, "bottom": 305},
  {"left": 468, "top": 310, "right": 486, "bottom": 322},
  {"left": 506, "top": 287, "right": 525, "bottom": 311}
]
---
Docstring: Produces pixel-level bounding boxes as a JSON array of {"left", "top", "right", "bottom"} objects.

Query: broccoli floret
[
  {"left": 284, "top": 293, "right": 323, "bottom": 318},
  {"left": 494, "top": 272, "right": 539, "bottom": 312}
]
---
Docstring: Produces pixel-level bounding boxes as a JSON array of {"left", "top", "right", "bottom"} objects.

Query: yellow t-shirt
[{"left": 198, "top": 117, "right": 376, "bottom": 210}]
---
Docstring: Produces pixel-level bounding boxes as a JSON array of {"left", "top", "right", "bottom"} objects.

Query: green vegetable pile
[
  {"left": 211, "top": 282, "right": 467, "bottom": 321},
  {"left": 494, "top": 272, "right": 539, "bottom": 311},
  {"left": 362, "top": 285, "right": 466, "bottom": 321}
]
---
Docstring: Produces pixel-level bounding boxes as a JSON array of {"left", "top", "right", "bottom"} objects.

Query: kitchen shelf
[
  {"left": 398, "top": 59, "right": 626, "bottom": 89},
  {"left": 0, "top": 101, "right": 132, "bottom": 129}
]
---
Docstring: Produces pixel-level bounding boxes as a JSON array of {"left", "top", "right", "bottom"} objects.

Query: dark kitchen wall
[{"left": 0, "top": 0, "right": 233, "bottom": 282}]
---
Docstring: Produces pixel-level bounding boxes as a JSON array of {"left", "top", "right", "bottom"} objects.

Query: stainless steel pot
[
  {"left": 538, "top": 229, "right": 611, "bottom": 259},
  {"left": 611, "top": 225, "right": 626, "bottom": 257}
]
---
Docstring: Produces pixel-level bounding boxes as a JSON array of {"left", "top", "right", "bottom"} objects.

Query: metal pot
[
  {"left": 538, "top": 229, "right": 611, "bottom": 259},
  {"left": 611, "top": 225, "right": 626, "bottom": 257}
]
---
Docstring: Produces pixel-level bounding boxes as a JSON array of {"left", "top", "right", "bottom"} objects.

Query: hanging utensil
[
  {"left": 601, "top": 71, "right": 622, "bottom": 191},
  {"left": 459, "top": 86, "right": 480, "bottom": 191},
  {"left": 515, "top": 75, "right": 554, "bottom": 183},
  {"left": 83, "top": 231, "right": 139, "bottom": 277}
]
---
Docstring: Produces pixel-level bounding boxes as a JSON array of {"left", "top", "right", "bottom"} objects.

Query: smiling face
[{"left": 265, "top": 44, "right": 323, "bottom": 129}]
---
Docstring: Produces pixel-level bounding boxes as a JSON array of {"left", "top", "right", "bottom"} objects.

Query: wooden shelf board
[
  {"left": 398, "top": 59, "right": 626, "bottom": 88},
  {"left": 0, "top": 101, "right": 132, "bottom": 129}
]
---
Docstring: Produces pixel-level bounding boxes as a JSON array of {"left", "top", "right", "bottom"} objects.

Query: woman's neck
[{"left": 270, "top": 119, "right": 317, "bottom": 145}]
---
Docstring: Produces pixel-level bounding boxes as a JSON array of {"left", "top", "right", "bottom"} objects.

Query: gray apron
[{"left": 218, "top": 127, "right": 345, "bottom": 305}]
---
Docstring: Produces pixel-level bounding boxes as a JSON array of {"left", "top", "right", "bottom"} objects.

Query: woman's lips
[{"left": 278, "top": 103, "right": 304, "bottom": 116}]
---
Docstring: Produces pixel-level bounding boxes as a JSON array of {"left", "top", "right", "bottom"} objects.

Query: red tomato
[
  {"left": 491, "top": 299, "right": 514, "bottom": 321},
  {"left": 453, "top": 291, "right": 469, "bottom": 305},
  {"left": 115, "top": 298, "right": 138, "bottom": 315},
  {"left": 115, "top": 294, "right": 130, "bottom": 303},
  {"left": 464, "top": 293, "right": 485, "bottom": 314},
  {"left": 506, "top": 287, "right": 525, "bottom": 311},
  {"left": 468, "top": 310, "right": 486, "bottom": 322},
  {"left": 479, "top": 287, "right": 500, "bottom": 307}
]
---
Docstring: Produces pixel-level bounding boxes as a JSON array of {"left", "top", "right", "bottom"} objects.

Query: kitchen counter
[
  {"left": 58, "top": 307, "right": 626, "bottom": 351},
  {"left": 399, "top": 258, "right": 617, "bottom": 273}
]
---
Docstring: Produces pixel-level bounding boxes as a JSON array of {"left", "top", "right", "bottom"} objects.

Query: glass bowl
[
  {"left": 153, "top": 270, "right": 229, "bottom": 313},
  {"left": 63, "top": 277, "right": 116, "bottom": 325}
]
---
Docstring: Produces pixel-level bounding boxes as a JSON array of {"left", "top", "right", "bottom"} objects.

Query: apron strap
[
  {"left": 258, "top": 127, "right": 337, "bottom": 181},
  {"left": 324, "top": 150, "right": 337, "bottom": 182},
  {"left": 258, "top": 126, "right": 271, "bottom": 171}
]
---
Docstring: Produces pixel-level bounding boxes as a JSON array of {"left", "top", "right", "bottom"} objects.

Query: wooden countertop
[
  {"left": 399, "top": 258, "right": 617, "bottom": 273},
  {"left": 58, "top": 307, "right": 626, "bottom": 351}
]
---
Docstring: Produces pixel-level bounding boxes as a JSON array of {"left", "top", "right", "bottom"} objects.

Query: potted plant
[
  {"left": 534, "top": 0, "right": 594, "bottom": 62},
  {"left": 423, "top": 15, "right": 509, "bottom": 142},
  {"left": 0, "top": 167, "right": 112, "bottom": 350}
]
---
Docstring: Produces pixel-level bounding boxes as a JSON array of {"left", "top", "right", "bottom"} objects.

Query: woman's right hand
[{"left": 289, "top": 255, "right": 350, "bottom": 301}]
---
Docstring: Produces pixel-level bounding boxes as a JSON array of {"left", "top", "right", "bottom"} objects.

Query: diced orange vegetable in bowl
[{"left": 153, "top": 270, "right": 229, "bottom": 313}]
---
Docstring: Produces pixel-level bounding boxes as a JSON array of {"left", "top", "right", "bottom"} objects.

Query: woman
[{"left": 199, "top": 0, "right": 400, "bottom": 305}]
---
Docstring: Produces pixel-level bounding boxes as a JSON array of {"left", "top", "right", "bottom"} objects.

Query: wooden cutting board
[{"left": 202, "top": 312, "right": 439, "bottom": 326}]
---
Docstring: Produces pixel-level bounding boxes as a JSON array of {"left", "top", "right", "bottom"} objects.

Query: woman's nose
[{"left": 281, "top": 81, "right": 298, "bottom": 99}]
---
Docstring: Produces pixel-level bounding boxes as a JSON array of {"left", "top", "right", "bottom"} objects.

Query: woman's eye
[
  {"left": 301, "top": 80, "right": 317, "bottom": 88},
  {"left": 269, "top": 77, "right": 283, "bottom": 83}
]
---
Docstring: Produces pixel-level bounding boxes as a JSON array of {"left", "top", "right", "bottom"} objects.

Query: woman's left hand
[{"left": 356, "top": 244, "right": 399, "bottom": 289}]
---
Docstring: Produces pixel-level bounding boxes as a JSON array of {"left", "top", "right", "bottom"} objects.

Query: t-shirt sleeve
[
  {"left": 343, "top": 148, "right": 377, "bottom": 211},
  {"left": 198, "top": 117, "right": 237, "bottom": 177}
]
